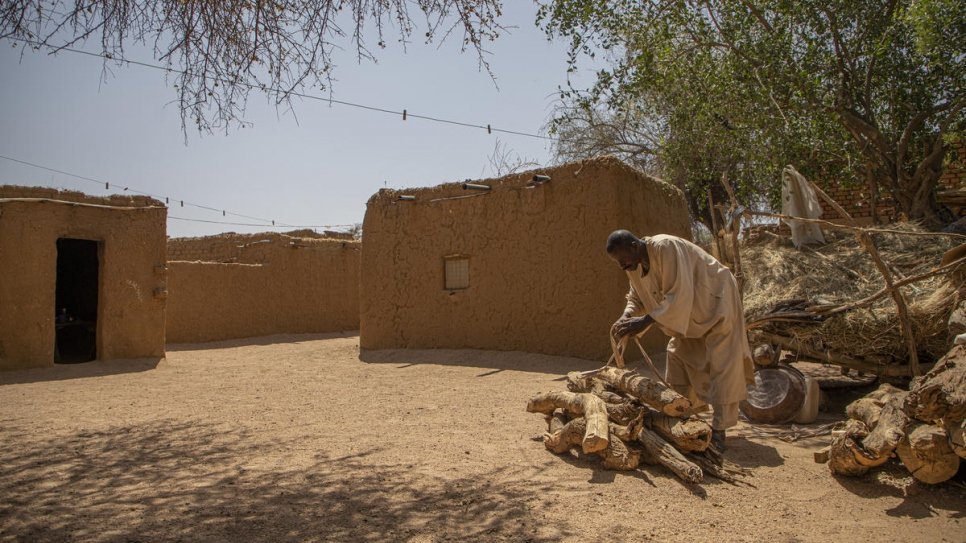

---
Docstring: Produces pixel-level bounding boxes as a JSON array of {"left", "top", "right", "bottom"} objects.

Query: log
[
  {"left": 687, "top": 451, "right": 753, "bottom": 486},
  {"left": 646, "top": 411, "right": 712, "bottom": 453},
  {"left": 845, "top": 398, "right": 884, "bottom": 429},
  {"left": 828, "top": 420, "right": 871, "bottom": 477},
  {"left": 945, "top": 418, "right": 966, "bottom": 460},
  {"left": 637, "top": 428, "right": 703, "bottom": 484},
  {"left": 605, "top": 402, "right": 645, "bottom": 426},
  {"left": 547, "top": 410, "right": 568, "bottom": 435},
  {"left": 594, "top": 367, "right": 692, "bottom": 417},
  {"left": 845, "top": 383, "right": 908, "bottom": 439},
  {"left": 542, "top": 417, "right": 640, "bottom": 470},
  {"left": 543, "top": 416, "right": 584, "bottom": 454},
  {"left": 851, "top": 388, "right": 910, "bottom": 467},
  {"left": 906, "top": 344, "right": 966, "bottom": 423},
  {"left": 896, "top": 423, "right": 961, "bottom": 484},
  {"left": 566, "top": 372, "right": 625, "bottom": 404},
  {"left": 814, "top": 446, "right": 831, "bottom": 464},
  {"left": 527, "top": 391, "right": 609, "bottom": 454}
]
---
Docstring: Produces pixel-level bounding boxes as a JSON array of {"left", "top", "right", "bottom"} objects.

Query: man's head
[{"left": 606, "top": 230, "right": 645, "bottom": 272}]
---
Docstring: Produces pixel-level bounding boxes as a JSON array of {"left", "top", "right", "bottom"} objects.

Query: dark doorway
[{"left": 55, "top": 238, "right": 99, "bottom": 363}]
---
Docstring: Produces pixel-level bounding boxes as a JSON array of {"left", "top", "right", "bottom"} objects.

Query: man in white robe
[{"left": 606, "top": 230, "right": 754, "bottom": 451}]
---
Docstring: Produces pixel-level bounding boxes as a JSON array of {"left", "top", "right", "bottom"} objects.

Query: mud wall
[
  {"left": 0, "top": 186, "right": 167, "bottom": 370},
  {"left": 360, "top": 157, "right": 692, "bottom": 360},
  {"left": 167, "top": 230, "right": 352, "bottom": 263},
  {"left": 166, "top": 236, "right": 360, "bottom": 343}
]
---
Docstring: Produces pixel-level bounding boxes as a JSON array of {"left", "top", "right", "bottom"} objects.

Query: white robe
[{"left": 624, "top": 235, "right": 754, "bottom": 418}]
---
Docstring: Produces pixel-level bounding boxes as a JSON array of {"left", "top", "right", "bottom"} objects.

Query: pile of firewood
[
  {"left": 822, "top": 344, "right": 966, "bottom": 484},
  {"left": 526, "top": 367, "right": 751, "bottom": 485}
]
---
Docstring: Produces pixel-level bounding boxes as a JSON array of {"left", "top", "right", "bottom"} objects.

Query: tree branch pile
[
  {"left": 742, "top": 222, "right": 964, "bottom": 374},
  {"left": 820, "top": 344, "right": 966, "bottom": 484},
  {"left": 526, "top": 369, "right": 752, "bottom": 486}
]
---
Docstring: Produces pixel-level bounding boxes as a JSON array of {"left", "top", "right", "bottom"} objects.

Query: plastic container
[{"left": 793, "top": 375, "right": 821, "bottom": 424}]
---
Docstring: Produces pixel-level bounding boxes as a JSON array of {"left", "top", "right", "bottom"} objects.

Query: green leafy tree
[{"left": 540, "top": 0, "right": 965, "bottom": 226}]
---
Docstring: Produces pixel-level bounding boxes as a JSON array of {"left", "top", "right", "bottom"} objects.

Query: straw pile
[{"left": 741, "top": 223, "right": 960, "bottom": 364}]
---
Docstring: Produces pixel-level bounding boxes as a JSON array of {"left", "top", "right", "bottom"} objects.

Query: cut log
[
  {"left": 566, "top": 372, "right": 628, "bottom": 404},
  {"left": 600, "top": 434, "right": 641, "bottom": 471},
  {"left": 906, "top": 344, "right": 966, "bottom": 423},
  {"left": 604, "top": 401, "right": 645, "bottom": 426},
  {"left": 637, "top": 428, "right": 703, "bottom": 483},
  {"left": 814, "top": 446, "right": 831, "bottom": 464},
  {"left": 851, "top": 388, "right": 910, "bottom": 467},
  {"left": 646, "top": 411, "right": 712, "bottom": 453},
  {"left": 828, "top": 420, "right": 871, "bottom": 477},
  {"left": 547, "top": 410, "right": 568, "bottom": 435},
  {"left": 944, "top": 418, "right": 966, "bottom": 460},
  {"left": 527, "top": 391, "right": 609, "bottom": 453},
  {"left": 846, "top": 398, "right": 883, "bottom": 429},
  {"left": 896, "top": 423, "right": 961, "bottom": 484},
  {"left": 543, "top": 416, "right": 585, "bottom": 454},
  {"left": 542, "top": 417, "right": 640, "bottom": 470},
  {"left": 864, "top": 382, "right": 906, "bottom": 403},
  {"left": 687, "top": 450, "right": 753, "bottom": 486},
  {"left": 594, "top": 367, "right": 692, "bottom": 417}
]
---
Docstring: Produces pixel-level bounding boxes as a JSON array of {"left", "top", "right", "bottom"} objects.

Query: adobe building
[
  {"left": 166, "top": 231, "right": 360, "bottom": 343},
  {"left": 0, "top": 186, "right": 167, "bottom": 370},
  {"left": 360, "top": 156, "right": 692, "bottom": 360}
]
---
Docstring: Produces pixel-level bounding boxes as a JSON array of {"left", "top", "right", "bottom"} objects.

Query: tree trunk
[
  {"left": 594, "top": 367, "right": 692, "bottom": 417},
  {"left": 542, "top": 416, "right": 641, "bottom": 470},
  {"left": 944, "top": 418, "right": 966, "bottom": 460},
  {"left": 566, "top": 372, "right": 626, "bottom": 404},
  {"left": 828, "top": 419, "right": 871, "bottom": 477},
  {"left": 526, "top": 391, "right": 610, "bottom": 454},
  {"left": 906, "top": 344, "right": 966, "bottom": 423},
  {"left": 853, "top": 388, "right": 910, "bottom": 467},
  {"left": 897, "top": 423, "right": 961, "bottom": 484},
  {"left": 646, "top": 411, "right": 712, "bottom": 453}
]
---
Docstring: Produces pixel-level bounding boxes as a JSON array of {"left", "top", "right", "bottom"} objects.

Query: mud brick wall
[
  {"left": 360, "top": 157, "right": 692, "bottom": 360},
  {"left": 0, "top": 186, "right": 167, "bottom": 370},
  {"left": 166, "top": 236, "right": 360, "bottom": 343}
]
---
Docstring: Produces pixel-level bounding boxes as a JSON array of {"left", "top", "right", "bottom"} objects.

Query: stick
[
  {"left": 746, "top": 210, "right": 966, "bottom": 240},
  {"left": 807, "top": 180, "right": 920, "bottom": 376},
  {"left": 758, "top": 331, "right": 913, "bottom": 377}
]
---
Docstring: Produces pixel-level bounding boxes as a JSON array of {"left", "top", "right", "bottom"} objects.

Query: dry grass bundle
[{"left": 742, "top": 223, "right": 961, "bottom": 364}]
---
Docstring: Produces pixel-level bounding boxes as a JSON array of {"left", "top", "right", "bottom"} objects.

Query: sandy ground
[{"left": 1, "top": 333, "right": 964, "bottom": 542}]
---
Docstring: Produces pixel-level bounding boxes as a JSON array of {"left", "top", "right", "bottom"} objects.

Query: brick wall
[{"left": 815, "top": 140, "right": 965, "bottom": 221}]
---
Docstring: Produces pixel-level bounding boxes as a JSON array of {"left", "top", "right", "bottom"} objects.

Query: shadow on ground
[
  {"left": 360, "top": 347, "right": 602, "bottom": 375},
  {"left": 360, "top": 348, "right": 670, "bottom": 377},
  {"left": 0, "top": 419, "right": 572, "bottom": 542},
  {"left": 830, "top": 463, "right": 966, "bottom": 520},
  {"left": 165, "top": 331, "right": 360, "bottom": 353},
  {"left": 0, "top": 357, "right": 162, "bottom": 386}
]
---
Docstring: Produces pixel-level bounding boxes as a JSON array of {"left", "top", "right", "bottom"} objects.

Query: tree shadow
[
  {"left": 0, "top": 419, "right": 575, "bottom": 542},
  {"left": 0, "top": 357, "right": 162, "bottom": 385},
  {"left": 360, "top": 347, "right": 604, "bottom": 375},
  {"left": 830, "top": 463, "right": 966, "bottom": 520},
  {"left": 165, "top": 331, "right": 359, "bottom": 352},
  {"left": 540, "top": 446, "right": 717, "bottom": 499}
]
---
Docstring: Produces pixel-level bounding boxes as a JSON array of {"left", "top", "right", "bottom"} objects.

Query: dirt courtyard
[{"left": 1, "top": 333, "right": 964, "bottom": 542}]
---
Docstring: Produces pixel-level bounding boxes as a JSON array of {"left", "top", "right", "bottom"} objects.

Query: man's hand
[{"left": 612, "top": 315, "right": 653, "bottom": 339}]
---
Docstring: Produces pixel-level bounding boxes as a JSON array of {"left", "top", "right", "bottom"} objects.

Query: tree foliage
[
  {"left": 1, "top": 0, "right": 504, "bottom": 134},
  {"left": 539, "top": 0, "right": 965, "bottom": 226}
]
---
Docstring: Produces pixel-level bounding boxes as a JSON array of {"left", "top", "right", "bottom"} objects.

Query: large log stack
[
  {"left": 526, "top": 368, "right": 752, "bottom": 485},
  {"left": 823, "top": 345, "right": 966, "bottom": 484}
]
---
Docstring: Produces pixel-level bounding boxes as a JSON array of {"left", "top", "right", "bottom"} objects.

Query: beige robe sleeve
[
  {"left": 646, "top": 241, "right": 695, "bottom": 337},
  {"left": 624, "top": 285, "right": 644, "bottom": 317}
]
